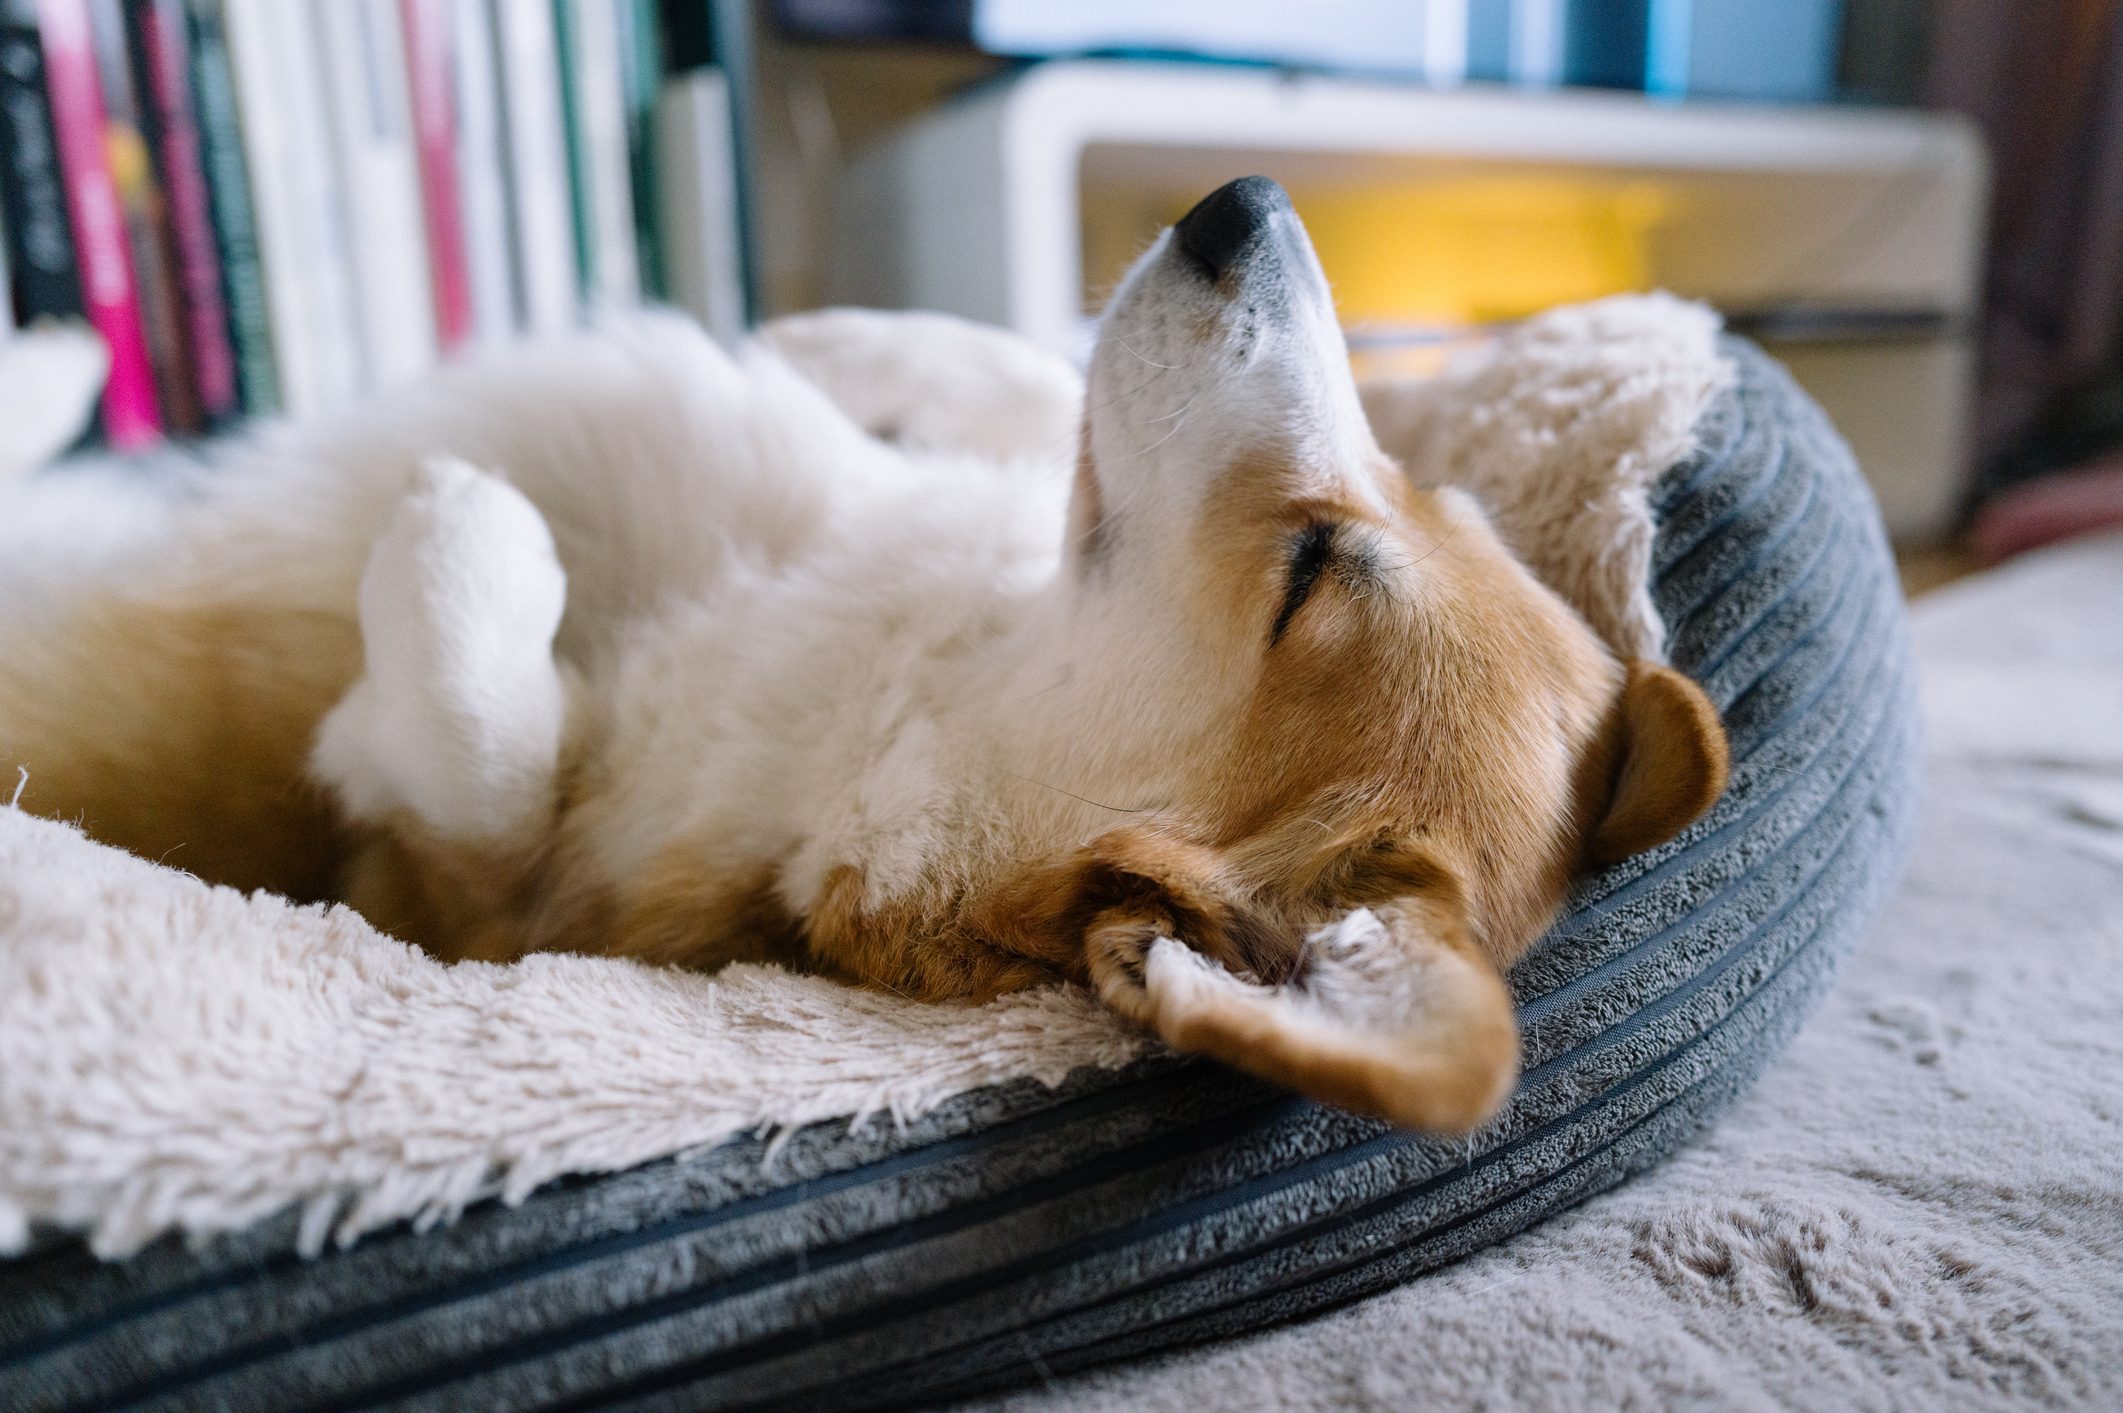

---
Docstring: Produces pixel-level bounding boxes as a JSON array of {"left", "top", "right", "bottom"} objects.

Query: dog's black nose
[{"left": 1175, "top": 176, "right": 1291, "bottom": 280}]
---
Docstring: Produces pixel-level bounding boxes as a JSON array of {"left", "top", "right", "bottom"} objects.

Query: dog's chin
[{"left": 1089, "top": 234, "right": 1197, "bottom": 375}]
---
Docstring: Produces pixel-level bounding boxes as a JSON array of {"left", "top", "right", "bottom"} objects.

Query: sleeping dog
[{"left": 0, "top": 178, "right": 1726, "bottom": 1134}]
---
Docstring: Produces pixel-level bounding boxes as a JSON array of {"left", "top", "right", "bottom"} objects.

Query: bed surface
[{"left": 974, "top": 532, "right": 2123, "bottom": 1413}]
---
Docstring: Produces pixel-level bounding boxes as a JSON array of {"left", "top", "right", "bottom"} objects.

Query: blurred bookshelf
[
  {"left": 3, "top": 0, "right": 1988, "bottom": 541},
  {"left": 746, "top": 3, "right": 1985, "bottom": 542},
  {"left": 0, "top": 0, "right": 749, "bottom": 444}
]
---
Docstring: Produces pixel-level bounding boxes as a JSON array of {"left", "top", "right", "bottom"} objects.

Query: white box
[{"left": 831, "top": 61, "right": 1988, "bottom": 540}]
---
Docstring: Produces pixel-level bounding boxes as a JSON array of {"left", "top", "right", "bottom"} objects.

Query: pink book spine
[
  {"left": 37, "top": 0, "right": 161, "bottom": 448},
  {"left": 137, "top": 0, "right": 238, "bottom": 422},
  {"left": 400, "top": 0, "right": 471, "bottom": 351}
]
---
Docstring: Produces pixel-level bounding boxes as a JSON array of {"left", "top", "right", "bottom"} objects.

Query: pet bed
[{"left": 0, "top": 334, "right": 1920, "bottom": 1412}]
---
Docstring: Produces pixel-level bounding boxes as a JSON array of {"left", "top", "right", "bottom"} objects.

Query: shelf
[{"left": 830, "top": 61, "right": 1988, "bottom": 538}]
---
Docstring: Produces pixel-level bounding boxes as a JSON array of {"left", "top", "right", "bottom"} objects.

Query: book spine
[
  {"left": 278, "top": 1, "right": 364, "bottom": 402},
  {"left": 94, "top": 0, "right": 198, "bottom": 434},
  {"left": 312, "top": 0, "right": 434, "bottom": 387},
  {"left": 221, "top": 0, "right": 360, "bottom": 413},
  {"left": 446, "top": 0, "right": 511, "bottom": 343},
  {"left": 126, "top": 0, "right": 236, "bottom": 424},
  {"left": 1422, "top": 0, "right": 1468, "bottom": 88},
  {"left": 1509, "top": 0, "right": 1565, "bottom": 87},
  {"left": 550, "top": 0, "right": 587, "bottom": 296},
  {"left": 1467, "top": 0, "right": 1511, "bottom": 82},
  {"left": 490, "top": 0, "right": 573, "bottom": 333},
  {"left": 1645, "top": 0, "right": 1690, "bottom": 98},
  {"left": 181, "top": 0, "right": 274, "bottom": 414},
  {"left": 1564, "top": 0, "right": 1650, "bottom": 89},
  {"left": 121, "top": 1, "right": 239, "bottom": 428},
  {"left": 0, "top": 3, "right": 87, "bottom": 327},
  {"left": 654, "top": 65, "right": 741, "bottom": 348},
  {"left": 555, "top": 0, "right": 633, "bottom": 306},
  {"left": 218, "top": 0, "right": 312, "bottom": 410},
  {"left": 398, "top": 0, "right": 470, "bottom": 351},
  {"left": 36, "top": 0, "right": 159, "bottom": 447},
  {"left": 616, "top": 0, "right": 658, "bottom": 298}
]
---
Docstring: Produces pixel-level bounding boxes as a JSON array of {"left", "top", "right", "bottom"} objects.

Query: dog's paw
[
  {"left": 1083, "top": 910, "right": 1207, "bottom": 1026},
  {"left": 313, "top": 458, "right": 569, "bottom": 841},
  {"left": 360, "top": 457, "right": 567, "bottom": 665},
  {"left": 1088, "top": 908, "right": 1519, "bottom": 1135},
  {"left": 0, "top": 322, "right": 109, "bottom": 477}
]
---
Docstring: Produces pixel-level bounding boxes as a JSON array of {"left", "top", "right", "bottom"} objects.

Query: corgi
[{"left": 0, "top": 178, "right": 1726, "bottom": 1134}]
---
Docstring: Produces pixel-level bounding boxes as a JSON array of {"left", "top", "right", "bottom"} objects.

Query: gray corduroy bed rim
[{"left": 0, "top": 337, "right": 1922, "bottom": 1413}]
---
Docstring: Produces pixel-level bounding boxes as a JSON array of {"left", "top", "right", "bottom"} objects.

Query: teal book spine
[
  {"left": 551, "top": 0, "right": 591, "bottom": 297},
  {"left": 182, "top": 0, "right": 276, "bottom": 415},
  {"left": 619, "top": 0, "right": 659, "bottom": 298}
]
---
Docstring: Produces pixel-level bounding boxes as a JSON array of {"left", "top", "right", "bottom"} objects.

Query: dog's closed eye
[
  {"left": 1271, "top": 522, "right": 1338, "bottom": 644},
  {"left": 1271, "top": 521, "right": 1394, "bottom": 644}
]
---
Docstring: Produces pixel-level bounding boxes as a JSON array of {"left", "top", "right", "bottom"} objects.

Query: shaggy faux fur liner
[
  {"left": 0, "top": 296, "right": 1729, "bottom": 1260},
  {"left": 0, "top": 805, "right": 1146, "bottom": 1257}
]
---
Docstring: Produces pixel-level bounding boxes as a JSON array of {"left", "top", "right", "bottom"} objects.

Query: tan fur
[
  {"left": 335, "top": 827, "right": 534, "bottom": 963},
  {"left": 806, "top": 864, "right": 1067, "bottom": 1002},
  {"left": 607, "top": 854, "right": 807, "bottom": 971},
  {"left": 0, "top": 596, "right": 359, "bottom": 898}
]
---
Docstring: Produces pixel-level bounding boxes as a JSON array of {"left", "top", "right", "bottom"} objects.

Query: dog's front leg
[
  {"left": 1088, "top": 901, "right": 1520, "bottom": 1136},
  {"left": 312, "top": 458, "right": 570, "bottom": 853}
]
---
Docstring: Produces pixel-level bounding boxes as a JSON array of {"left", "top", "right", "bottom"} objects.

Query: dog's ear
[
  {"left": 1586, "top": 660, "right": 1729, "bottom": 867},
  {"left": 1067, "top": 831, "right": 1520, "bottom": 1135}
]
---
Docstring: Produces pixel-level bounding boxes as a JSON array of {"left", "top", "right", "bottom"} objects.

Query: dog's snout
[{"left": 1175, "top": 176, "right": 1292, "bottom": 281}]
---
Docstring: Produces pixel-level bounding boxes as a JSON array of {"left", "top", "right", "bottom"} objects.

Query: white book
[
  {"left": 221, "top": 0, "right": 362, "bottom": 414},
  {"left": 560, "top": 0, "right": 638, "bottom": 307},
  {"left": 314, "top": 0, "right": 437, "bottom": 388},
  {"left": 490, "top": 0, "right": 575, "bottom": 335},
  {"left": 450, "top": 0, "right": 516, "bottom": 344},
  {"left": 655, "top": 67, "right": 745, "bottom": 349},
  {"left": 1422, "top": 0, "right": 1468, "bottom": 88}
]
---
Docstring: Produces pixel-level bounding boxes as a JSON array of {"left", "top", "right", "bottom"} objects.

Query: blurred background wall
[{"left": 7, "top": 1, "right": 2119, "bottom": 557}]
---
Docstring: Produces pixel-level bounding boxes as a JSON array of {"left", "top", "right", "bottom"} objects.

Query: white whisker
[{"left": 1115, "top": 336, "right": 1178, "bottom": 370}]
